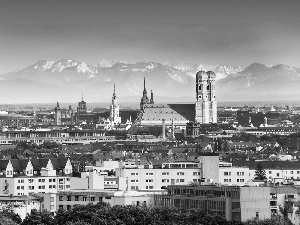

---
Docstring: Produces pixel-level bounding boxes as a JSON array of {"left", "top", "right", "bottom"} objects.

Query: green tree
[
  {"left": 254, "top": 162, "right": 267, "bottom": 181},
  {"left": 21, "top": 209, "right": 55, "bottom": 225}
]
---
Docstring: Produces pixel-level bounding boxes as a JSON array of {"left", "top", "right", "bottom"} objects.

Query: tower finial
[{"left": 144, "top": 77, "right": 146, "bottom": 91}]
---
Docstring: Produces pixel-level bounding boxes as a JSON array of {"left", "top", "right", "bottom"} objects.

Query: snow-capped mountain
[
  {"left": 1, "top": 59, "right": 299, "bottom": 103},
  {"left": 165, "top": 62, "right": 244, "bottom": 80},
  {"left": 216, "top": 62, "right": 300, "bottom": 101}
]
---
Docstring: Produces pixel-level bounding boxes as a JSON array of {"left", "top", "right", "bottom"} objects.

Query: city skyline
[{"left": 1, "top": 0, "right": 300, "bottom": 74}]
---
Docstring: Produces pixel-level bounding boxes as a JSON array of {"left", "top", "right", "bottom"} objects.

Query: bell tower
[{"left": 195, "top": 71, "right": 217, "bottom": 123}]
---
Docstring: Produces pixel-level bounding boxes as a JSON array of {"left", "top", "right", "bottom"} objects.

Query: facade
[
  {"left": 0, "top": 114, "right": 36, "bottom": 128},
  {"left": 50, "top": 189, "right": 158, "bottom": 211},
  {"left": 219, "top": 164, "right": 251, "bottom": 186},
  {"left": 0, "top": 195, "right": 40, "bottom": 219},
  {"left": 195, "top": 71, "right": 217, "bottom": 124},
  {"left": 109, "top": 85, "right": 121, "bottom": 125},
  {"left": 115, "top": 155, "right": 219, "bottom": 190},
  {"left": 0, "top": 158, "right": 72, "bottom": 196},
  {"left": 155, "top": 185, "right": 271, "bottom": 222},
  {"left": 0, "top": 128, "right": 112, "bottom": 145}
]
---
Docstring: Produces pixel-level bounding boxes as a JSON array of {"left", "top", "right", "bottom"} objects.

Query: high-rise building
[
  {"left": 110, "top": 84, "right": 121, "bottom": 125},
  {"left": 195, "top": 71, "right": 217, "bottom": 123}
]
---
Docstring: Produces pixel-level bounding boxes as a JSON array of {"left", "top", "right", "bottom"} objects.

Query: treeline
[{"left": 0, "top": 203, "right": 293, "bottom": 225}]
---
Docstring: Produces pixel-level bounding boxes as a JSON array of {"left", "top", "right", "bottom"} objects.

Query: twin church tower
[{"left": 195, "top": 71, "right": 217, "bottom": 124}]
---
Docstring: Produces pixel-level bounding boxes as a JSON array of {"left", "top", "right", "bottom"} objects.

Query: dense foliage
[{"left": 0, "top": 203, "right": 293, "bottom": 225}]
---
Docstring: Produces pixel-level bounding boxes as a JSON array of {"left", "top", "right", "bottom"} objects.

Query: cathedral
[{"left": 137, "top": 71, "right": 217, "bottom": 128}]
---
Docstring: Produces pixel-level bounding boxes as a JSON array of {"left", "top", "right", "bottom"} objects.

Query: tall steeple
[
  {"left": 113, "top": 84, "right": 116, "bottom": 99},
  {"left": 110, "top": 84, "right": 121, "bottom": 125},
  {"left": 140, "top": 77, "right": 149, "bottom": 111}
]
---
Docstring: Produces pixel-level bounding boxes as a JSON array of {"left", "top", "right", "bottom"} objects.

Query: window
[
  {"left": 28, "top": 179, "right": 34, "bottom": 183},
  {"left": 291, "top": 171, "right": 294, "bottom": 174},
  {"left": 297, "top": 171, "right": 300, "bottom": 174},
  {"left": 162, "top": 179, "right": 169, "bottom": 183},
  {"left": 59, "top": 196, "right": 63, "bottom": 201},
  {"left": 67, "top": 205, "right": 71, "bottom": 210},
  {"left": 224, "top": 179, "right": 231, "bottom": 182},
  {"left": 237, "top": 172, "right": 244, "bottom": 176},
  {"left": 277, "top": 173, "right": 280, "bottom": 177},
  {"left": 83, "top": 197, "right": 87, "bottom": 201},
  {"left": 269, "top": 171, "right": 272, "bottom": 174},
  {"left": 177, "top": 172, "right": 184, "bottom": 176},
  {"left": 53, "top": 179, "right": 56, "bottom": 182},
  {"left": 131, "top": 186, "right": 138, "bottom": 190},
  {"left": 193, "top": 172, "right": 200, "bottom": 176},
  {"left": 75, "top": 196, "right": 79, "bottom": 201},
  {"left": 146, "top": 172, "right": 153, "bottom": 176},
  {"left": 29, "top": 186, "right": 34, "bottom": 190},
  {"left": 50, "top": 197, "right": 54, "bottom": 202},
  {"left": 99, "top": 197, "right": 103, "bottom": 202},
  {"left": 237, "top": 179, "right": 244, "bottom": 182},
  {"left": 91, "top": 197, "right": 95, "bottom": 201},
  {"left": 146, "top": 186, "right": 153, "bottom": 189},
  {"left": 38, "top": 179, "right": 45, "bottom": 183},
  {"left": 17, "top": 186, "right": 20, "bottom": 190},
  {"left": 224, "top": 172, "right": 231, "bottom": 176},
  {"left": 67, "top": 196, "right": 71, "bottom": 201},
  {"left": 131, "top": 180, "right": 138, "bottom": 183},
  {"left": 162, "top": 172, "right": 169, "bottom": 176},
  {"left": 131, "top": 173, "right": 138, "bottom": 176},
  {"left": 146, "top": 179, "right": 153, "bottom": 183}
]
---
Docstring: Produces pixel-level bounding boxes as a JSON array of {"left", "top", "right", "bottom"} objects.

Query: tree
[
  {"left": 21, "top": 209, "right": 55, "bottom": 225},
  {"left": 254, "top": 162, "right": 267, "bottom": 181}
]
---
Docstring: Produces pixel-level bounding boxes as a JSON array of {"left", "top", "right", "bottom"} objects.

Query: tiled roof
[{"left": 140, "top": 103, "right": 195, "bottom": 124}]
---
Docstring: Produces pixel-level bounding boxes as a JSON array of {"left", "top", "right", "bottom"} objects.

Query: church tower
[
  {"left": 78, "top": 92, "right": 87, "bottom": 113},
  {"left": 195, "top": 71, "right": 217, "bottom": 123},
  {"left": 110, "top": 84, "right": 121, "bottom": 124},
  {"left": 140, "top": 77, "right": 149, "bottom": 111},
  {"left": 54, "top": 102, "right": 61, "bottom": 125}
]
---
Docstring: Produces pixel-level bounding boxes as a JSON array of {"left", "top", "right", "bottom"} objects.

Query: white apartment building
[
  {"left": 219, "top": 162, "right": 251, "bottom": 186},
  {"left": 0, "top": 158, "right": 72, "bottom": 196},
  {"left": 116, "top": 155, "right": 219, "bottom": 190}
]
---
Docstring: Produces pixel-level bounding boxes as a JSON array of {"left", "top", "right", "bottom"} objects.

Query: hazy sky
[{"left": 1, "top": 0, "right": 300, "bottom": 74}]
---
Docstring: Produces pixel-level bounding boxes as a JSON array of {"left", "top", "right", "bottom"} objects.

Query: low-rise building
[{"left": 154, "top": 185, "right": 271, "bottom": 222}]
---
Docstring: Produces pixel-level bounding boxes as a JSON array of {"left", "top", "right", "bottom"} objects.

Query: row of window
[
  {"left": 130, "top": 172, "right": 201, "bottom": 176},
  {"left": 224, "top": 172, "right": 245, "bottom": 176},
  {"left": 59, "top": 196, "right": 111, "bottom": 202},
  {"left": 223, "top": 179, "right": 245, "bottom": 183}
]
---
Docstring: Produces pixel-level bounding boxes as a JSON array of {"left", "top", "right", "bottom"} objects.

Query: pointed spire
[
  {"left": 82, "top": 92, "right": 84, "bottom": 101},
  {"left": 57, "top": 102, "right": 59, "bottom": 108},
  {"left": 144, "top": 77, "right": 146, "bottom": 91},
  {"left": 113, "top": 84, "right": 116, "bottom": 98}
]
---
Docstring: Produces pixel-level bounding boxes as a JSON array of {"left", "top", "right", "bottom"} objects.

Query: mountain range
[{"left": 0, "top": 59, "right": 299, "bottom": 104}]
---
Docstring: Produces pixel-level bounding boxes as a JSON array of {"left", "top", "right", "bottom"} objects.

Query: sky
[{"left": 0, "top": 0, "right": 300, "bottom": 74}]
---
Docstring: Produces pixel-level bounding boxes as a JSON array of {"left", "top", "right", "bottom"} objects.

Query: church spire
[
  {"left": 144, "top": 77, "right": 146, "bottom": 91},
  {"left": 113, "top": 84, "right": 116, "bottom": 98}
]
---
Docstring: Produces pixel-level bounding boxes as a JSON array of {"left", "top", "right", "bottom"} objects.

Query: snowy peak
[{"left": 98, "top": 60, "right": 116, "bottom": 68}]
